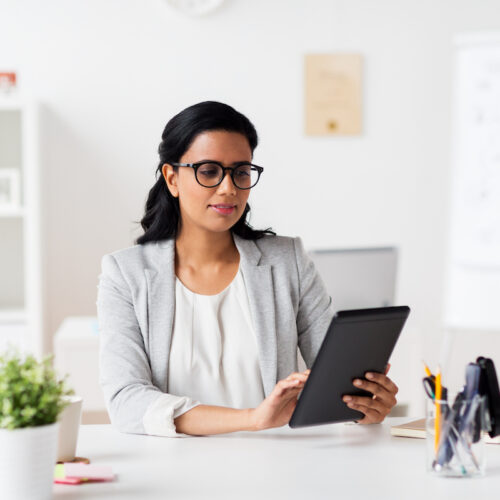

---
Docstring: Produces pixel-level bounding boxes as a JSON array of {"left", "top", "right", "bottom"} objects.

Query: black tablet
[{"left": 289, "top": 306, "right": 410, "bottom": 428}]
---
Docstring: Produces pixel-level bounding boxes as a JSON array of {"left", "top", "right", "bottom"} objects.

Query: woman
[{"left": 97, "top": 101, "right": 398, "bottom": 437}]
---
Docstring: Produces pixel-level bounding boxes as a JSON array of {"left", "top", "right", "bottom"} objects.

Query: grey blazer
[{"left": 97, "top": 234, "right": 334, "bottom": 434}]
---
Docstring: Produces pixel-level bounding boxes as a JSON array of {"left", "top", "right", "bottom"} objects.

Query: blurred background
[{"left": 1, "top": 0, "right": 500, "bottom": 421}]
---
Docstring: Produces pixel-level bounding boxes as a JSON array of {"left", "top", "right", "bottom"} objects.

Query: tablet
[{"left": 289, "top": 306, "right": 410, "bottom": 428}]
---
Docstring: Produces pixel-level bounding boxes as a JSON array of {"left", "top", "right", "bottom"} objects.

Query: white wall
[{"left": 1, "top": 0, "right": 500, "bottom": 406}]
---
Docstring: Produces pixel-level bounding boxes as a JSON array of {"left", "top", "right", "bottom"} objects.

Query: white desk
[{"left": 54, "top": 419, "right": 500, "bottom": 499}]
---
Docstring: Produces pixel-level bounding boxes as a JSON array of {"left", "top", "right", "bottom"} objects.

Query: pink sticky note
[
  {"left": 63, "top": 463, "right": 114, "bottom": 481},
  {"left": 54, "top": 476, "right": 82, "bottom": 485}
]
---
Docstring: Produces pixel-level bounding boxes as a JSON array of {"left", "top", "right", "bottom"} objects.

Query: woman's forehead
[{"left": 183, "top": 130, "right": 252, "bottom": 161}]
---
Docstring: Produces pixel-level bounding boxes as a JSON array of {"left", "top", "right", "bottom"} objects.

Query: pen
[
  {"left": 435, "top": 406, "right": 466, "bottom": 475},
  {"left": 435, "top": 392, "right": 467, "bottom": 473},
  {"left": 435, "top": 366, "right": 442, "bottom": 454}
]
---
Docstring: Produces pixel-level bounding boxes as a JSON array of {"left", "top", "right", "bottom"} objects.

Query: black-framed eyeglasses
[{"left": 171, "top": 161, "right": 264, "bottom": 190}]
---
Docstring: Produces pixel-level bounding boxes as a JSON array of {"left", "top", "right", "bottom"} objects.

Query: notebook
[{"left": 391, "top": 418, "right": 500, "bottom": 444}]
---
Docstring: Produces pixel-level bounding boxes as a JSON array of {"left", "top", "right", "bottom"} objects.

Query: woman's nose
[{"left": 216, "top": 170, "right": 237, "bottom": 195}]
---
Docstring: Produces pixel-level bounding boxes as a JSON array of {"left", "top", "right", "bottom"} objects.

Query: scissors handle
[
  {"left": 423, "top": 376, "right": 435, "bottom": 400},
  {"left": 423, "top": 376, "right": 448, "bottom": 401}
]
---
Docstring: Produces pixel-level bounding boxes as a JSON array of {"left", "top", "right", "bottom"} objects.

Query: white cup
[{"left": 57, "top": 395, "right": 83, "bottom": 462}]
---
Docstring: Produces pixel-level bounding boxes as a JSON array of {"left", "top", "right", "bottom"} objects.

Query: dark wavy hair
[{"left": 136, "top": 101, "right": 275, "bottom": 245}]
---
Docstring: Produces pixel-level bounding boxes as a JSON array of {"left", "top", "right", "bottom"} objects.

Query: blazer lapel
[
  {"left": 145, "top": 239, "right": 176, "bottom": 393},
  {"left": 234, "top": 235, "right": 278, "bottom": 396}
]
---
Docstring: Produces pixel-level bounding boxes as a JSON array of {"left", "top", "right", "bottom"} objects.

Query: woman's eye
[
  {"left": 198, "top": 166, "right": 220, "bottom": 178},
  {"left": 235, "top": 168, "right": 251, "bottom": 178}
]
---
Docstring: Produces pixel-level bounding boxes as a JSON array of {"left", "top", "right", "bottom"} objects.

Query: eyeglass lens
[{"left": 196, "top": 163, "right": 259, "bottom": 189}]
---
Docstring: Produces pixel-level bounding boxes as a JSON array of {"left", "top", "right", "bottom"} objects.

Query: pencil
[
  {"left": 434, "top": 367, "right": 442, "bottom": 454},
  {"left": 422, "top": 361, "right": 432, "bottom": 377}
]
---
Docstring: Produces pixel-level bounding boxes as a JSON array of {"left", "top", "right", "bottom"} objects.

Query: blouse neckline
[{"left": 175, "top": 267, "right": 241, "bottom": 298}]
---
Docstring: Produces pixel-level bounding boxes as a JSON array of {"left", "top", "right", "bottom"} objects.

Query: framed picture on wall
[
  {"left": 304, "top": 53, "right": 363, "bottom": 136},
  {"left": 0, "top": 168, "right": 21, "bottom": 212}
]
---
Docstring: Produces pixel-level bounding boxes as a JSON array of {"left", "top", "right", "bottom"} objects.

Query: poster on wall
[
  {"left": 444, "top": 33, "right": 500, "bottom": 330},
  {"left": 304, "top": 53, "right": 363, "bottom": 136}
]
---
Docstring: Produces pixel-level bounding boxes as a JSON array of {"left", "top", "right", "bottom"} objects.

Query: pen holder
[{"left": 426, "top": 397, "right": 486, "bottom": 477}]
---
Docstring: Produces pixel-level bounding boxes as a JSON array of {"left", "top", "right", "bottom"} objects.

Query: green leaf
[{"left": 0, "top": 350, "right": 74, "bottom": 429}]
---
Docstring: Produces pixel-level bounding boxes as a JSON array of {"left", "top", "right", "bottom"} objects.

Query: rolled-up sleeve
[
  {"left": 293, "top": 238, "right": 335, "bottom": 368},
  {"left": 97, "top": 254, "right": 199, "bottom": 437}
]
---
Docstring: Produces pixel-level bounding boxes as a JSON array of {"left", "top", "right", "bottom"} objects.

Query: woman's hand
[
  {"left": 342, "top": 364, "right": 398, "bottom": 424},
  {"left": 250, "top": 370, "right": 310, "bottom": 431}
]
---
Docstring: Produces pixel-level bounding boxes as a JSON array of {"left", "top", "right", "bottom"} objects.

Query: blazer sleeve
[
  {"left": 293, "top": 237, "right": 335, "bottom": 368},
  {"left": 97, "top": 254, "right": 199, "bottom": 437}
]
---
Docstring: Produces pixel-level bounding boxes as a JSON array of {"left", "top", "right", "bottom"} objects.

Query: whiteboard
[{"left": 444, "top": 33, "right": 500, "bottom": 330}]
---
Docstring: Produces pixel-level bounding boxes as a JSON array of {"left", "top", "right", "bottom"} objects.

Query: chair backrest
[
  {"left": 309, "top": 247, "right": 398, "bottom": 312},
  {"left": 300, "top": 246, "right": 406, "bottom": 415}
]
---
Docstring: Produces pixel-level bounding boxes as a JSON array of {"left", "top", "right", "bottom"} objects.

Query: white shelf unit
[
  {"left": 0, "top": 98, "right": 43, "bottom": 357},
  {"left": 0, "top": 208, "right": 26, "bottom": 217}
]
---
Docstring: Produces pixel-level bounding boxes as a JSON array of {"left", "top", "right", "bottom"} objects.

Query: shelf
[
  {"left": 0, "top": 96, "right": 23, "bottom": 110},
  {"left": 0, "top": 100, "right": 42, "bottom": 356},
  {"left": 0, "top": 207, "right": 25, "bottom": 218},
  {"left": 0, "top": 309, "right": 26, "bottom": 324}
]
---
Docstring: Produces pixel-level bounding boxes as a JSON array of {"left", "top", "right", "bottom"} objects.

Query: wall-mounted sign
[{"left": 304, "top": 54, "right": 363, "bottom": 136}]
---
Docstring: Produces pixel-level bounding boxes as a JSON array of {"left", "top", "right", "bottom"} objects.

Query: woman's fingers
[
  {"left": 365, "top": 371, "right": 398, "bottom": 395},
  {"left": 273, "top": 370, "right": 310, "bottom": 398},
  {"left": 275, "top": 378, "right": 304, "bottom": 397},
  {"left": 343, "top": 395, "right": 389, "bottom": 424},
  {"left": 344, "top": 395, "right": 389, "bottom": 415},
  {"left": 287, "top": 369, "right": 310, "bottom": 378},
  {"left": 353, "top": 405, "right": 385, "bottom": 424},
  {"left": 276, "top": 372, "right": 308, "bottom": 391},
  {"left": 253, "top": 371, "right": 311, "bottom": 431},
  {"left": 351, "top": 376, "right": 397, "bottom": 407},
  {"left": 342, "top": 371, "right": 399, "bottom": 424},
  {"left": 285, "top": 372, "right": 309, "bottom": 383}
]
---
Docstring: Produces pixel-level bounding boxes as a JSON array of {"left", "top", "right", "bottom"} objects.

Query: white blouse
[{"left": 142, "top": 268, "right": 265, "bottom": 437}]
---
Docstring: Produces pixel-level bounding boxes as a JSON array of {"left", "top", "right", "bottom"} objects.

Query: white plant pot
[{"left": 0, "top": 422, "right": 59, "bottom": 500}]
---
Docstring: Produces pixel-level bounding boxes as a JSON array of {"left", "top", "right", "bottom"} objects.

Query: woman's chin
[{"left": 204, "top": 213, "right": 243, "bottom": 233}]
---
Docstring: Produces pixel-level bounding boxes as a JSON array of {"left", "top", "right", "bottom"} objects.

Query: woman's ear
[{"left": 162, "top": 163, "right": 179, "bottom": 198}]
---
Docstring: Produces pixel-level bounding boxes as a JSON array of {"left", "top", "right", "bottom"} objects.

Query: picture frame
[
  {"left": 304, "top": 53, "right": 363, "bottom": 136},
  {"left": 0, "top": 168, "right": 21, "bottom": 212}
]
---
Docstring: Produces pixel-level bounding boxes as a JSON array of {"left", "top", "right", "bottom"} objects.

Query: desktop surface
[{"left": 54, "top": 419, "right": 500, "bottom": 499}]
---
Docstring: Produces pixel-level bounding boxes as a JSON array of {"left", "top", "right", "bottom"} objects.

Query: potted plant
[{"left": 0, "top": 350, "right": 73, "bottom": 500}]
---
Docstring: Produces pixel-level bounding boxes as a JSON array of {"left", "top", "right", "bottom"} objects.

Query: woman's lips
[{"left": 209, "top": 204, "right": 236, "bottom": 215}]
